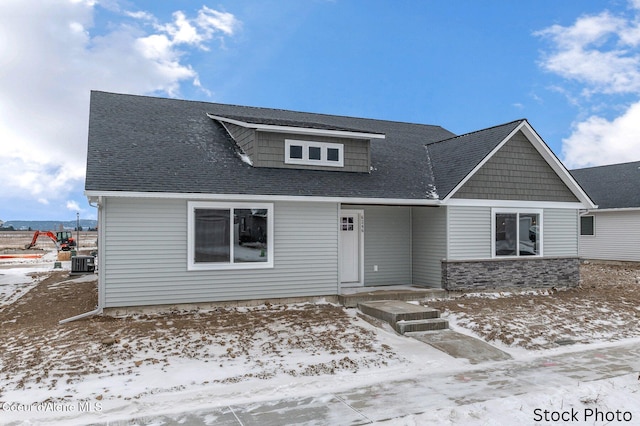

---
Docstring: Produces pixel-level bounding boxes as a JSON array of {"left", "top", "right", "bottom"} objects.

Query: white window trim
[
  {"left": 285, "top": 139, "right": 344, "bottom": 167},
  {"left": 187, "top": 201, "right": 274, "bottom": 271},
  {"left": 491, "top": 208, "right": 543, "bottom": 258},
  {"left": 580, "top": 215, "right": 595, "bottom": 237}
]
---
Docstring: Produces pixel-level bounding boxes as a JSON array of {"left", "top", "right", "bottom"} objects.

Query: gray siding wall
[
  {"left": 223, "top": 122, "right": 255, "bottom": 159},
  {"left": 103, "top": 198, "right": 338, "bottom": 307},
  {"left": 579, "top": 210, "right": 640, "bottom": 261},
  {"left": 454, "top": 131, "right": 578, "bottom": 202},
  {"left": 256, "top": 131, "right": 370, "bottom": 172},
  {"left": 345, "top": 205, "right": 412, "bottom": 286},
  {"left": 544, "top": 209, "right": 578, "bottom": 257},
  {"left": 411, "top": 206, "right": 446, "bottom": 287},
  {"left": 448, "top": 206, "right": 492, "bottom": 259}
]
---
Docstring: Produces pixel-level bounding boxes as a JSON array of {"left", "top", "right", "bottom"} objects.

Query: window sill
[{"left": 188, "top": 262, "right": 274, "bottom": 271}]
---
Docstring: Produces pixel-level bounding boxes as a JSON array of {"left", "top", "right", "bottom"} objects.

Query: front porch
[{"left": 338, "top": 285, "right": 446, "bottom": 308}]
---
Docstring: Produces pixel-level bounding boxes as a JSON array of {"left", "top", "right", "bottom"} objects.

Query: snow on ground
[
  {"left": 0, "top": 251, "right": 66, "bottom": 307},
  {"left": 1, "top": 258, "right": 639, "bottom": 425},
  {"left": 381, "top": 372, "right": 639, "bottom": 425}
]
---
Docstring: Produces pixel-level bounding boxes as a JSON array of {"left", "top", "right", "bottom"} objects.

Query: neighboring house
[
  {"left": 84, "top": 91, "right": 595, "bottom": 311},
  {"left": 571, "top": 161, "right": 640, "bottom": 262}
]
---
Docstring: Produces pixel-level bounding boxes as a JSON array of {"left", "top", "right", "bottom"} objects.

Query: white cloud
[
  {"left": 535, "top": 11, "right": 640, "bottom": 95},
  {"left": 562, "top": 101, "right": 640, "bottom": 168},
  {"left": 66, "top": 200, "right": 81, "bottom": 211},
  {"left": 0, "top": 0, "right": 239, "bottom": 213},
  {"left": 536, "top": 1, "right": 640, "bottom": 167}
]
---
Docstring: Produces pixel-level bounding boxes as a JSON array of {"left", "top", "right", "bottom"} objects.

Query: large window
[
  {"left": 493, "top": 209, "right": 542, "bottom": 257},
  {"left": 285, "top": 139, "right": 344, "bottom": 167},
  {"left": 580, "top": 215, "right": 595, "bottom": 236},
  {"left": 188, "top": 202, "right": 273, "bottom": 270}
]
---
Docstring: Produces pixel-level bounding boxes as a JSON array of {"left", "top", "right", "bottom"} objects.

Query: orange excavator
[{"left": 25, "top": 231, "right": 76, "bottom": 251}]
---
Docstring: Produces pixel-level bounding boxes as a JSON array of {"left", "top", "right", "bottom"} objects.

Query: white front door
[{"left": 340, "top": 210, "right": 362, "bottom": 285}]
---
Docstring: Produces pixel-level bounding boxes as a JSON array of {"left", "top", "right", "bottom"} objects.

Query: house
[
  {"left": 571, "top": 161, "right": 640, "bottom": 262},
  {"left": 84, "top": 91, "right": 595, "bottom": 311}
]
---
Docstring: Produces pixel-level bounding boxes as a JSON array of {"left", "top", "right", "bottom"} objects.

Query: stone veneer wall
[{"left": 441, "top": 257, "right": 580, "bottom": 290}]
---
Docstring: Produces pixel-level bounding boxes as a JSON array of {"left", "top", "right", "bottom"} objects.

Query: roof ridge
[
  {"left": 425, "top": 119, "right": 526, "bottom": 146},
  {"left": 92, "top": 90, "right": 447, "bottom": 131}
]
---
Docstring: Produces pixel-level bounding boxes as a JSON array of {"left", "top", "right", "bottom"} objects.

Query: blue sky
[{"left": 1, "top": 0, "right": 640, "bottom": 221}]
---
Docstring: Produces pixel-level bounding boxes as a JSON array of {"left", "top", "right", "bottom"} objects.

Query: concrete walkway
[{"left": 117, "top": 340, "right": 640, "bottom": 425}]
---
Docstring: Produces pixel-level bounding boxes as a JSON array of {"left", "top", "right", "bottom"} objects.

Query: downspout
[{"left": 59, "top": 196, "right": 104, "bottom": 324}]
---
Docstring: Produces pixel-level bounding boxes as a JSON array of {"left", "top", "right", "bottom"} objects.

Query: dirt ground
[
  {"left": 1, "top": 255, "right": 639, "bottom": 401},
  {"left": 429, "top": 262, "right": 640, "bottom": 350},
  {"left": 0, "top": 271, "right": 395, "bottom": 400}
]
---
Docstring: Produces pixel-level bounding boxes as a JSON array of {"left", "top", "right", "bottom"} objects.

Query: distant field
[{"left": 0, "top": 231, "right": 98, "bottom": 250}]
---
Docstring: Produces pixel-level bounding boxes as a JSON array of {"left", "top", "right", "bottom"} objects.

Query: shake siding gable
[
  {"left": 453, "top": 131, "right": 579, "bottom": 202},
  {"left": 103, "top": 198, "right": 338, "bottom": 308},
  {"left": 222, "top": 122, "right": 255, "bottom": 159},
  {"left": 255, "top": 131, "right": 370, "bottom": 172}
]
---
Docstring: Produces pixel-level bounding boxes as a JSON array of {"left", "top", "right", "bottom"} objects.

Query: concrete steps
[
  {"left": 339, "top": 288, "right": 446, "bottom": 308},
  {"left": 358, "top": 300, "right": 448, "bottom": 334}
]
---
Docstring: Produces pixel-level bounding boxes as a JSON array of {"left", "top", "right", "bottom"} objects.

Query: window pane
[
  {"left": 234, "top": 209, "right": 268, "bottom": 263},
  {"left": 195, "top": 209, "right": 230, "bottom": 263},
  {"left": 495, "top": 213, "right": 517, "bottom": 256},
  {"left": 309, "top": 146, "right": 321, "bottom": 160},
  {"left": 580, "top": 216, "right": 594, "bottom": 236},
  {"left": 327, "top": 148, "right": 339, "bottom": 161},
  {"left": 519, "top": 214, "right": 539, "bottom": 256},
  {"left": 289, "top": 145, "right": 303, "bottom": 159}
]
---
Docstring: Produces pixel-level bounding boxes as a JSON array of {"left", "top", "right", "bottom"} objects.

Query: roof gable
[
  {"left": 452, "top": 130, "right": 579, "bottom": 202},
  {"left": 425, "top": 120, "right": 525, "bottom": 197},
  {"left": 427, "top": 120, "right": 595, "bottom": 207},
  {"left": 571, "top": 161, "right": 640, "bottom": 209}
]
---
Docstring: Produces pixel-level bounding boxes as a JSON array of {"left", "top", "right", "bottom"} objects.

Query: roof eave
[
  {"left": 85, "top": 190, "right": 441, "bottom": 206},
  {"left": 207, "top": 114, "right": 386, "bottom": 140}
]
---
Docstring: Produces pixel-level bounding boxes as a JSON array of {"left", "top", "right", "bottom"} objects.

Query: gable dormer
[{"left": 208, "top": 114, "right": 385, "bottom": 173}]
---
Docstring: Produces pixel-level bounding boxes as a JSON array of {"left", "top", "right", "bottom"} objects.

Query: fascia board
[
  {"left": 583, "top": 207, "right": 640, "bottom": 213},
  {"left": 84, "top": 190, "right": 442, "bottom": 206},
  {"left": 445, "top": 198, "right": 587, "bottom": 209},
  {"left": 207, "top": 114, "right": 386, "bottom": 140}
]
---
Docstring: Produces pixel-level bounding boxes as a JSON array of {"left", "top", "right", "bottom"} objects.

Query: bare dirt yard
[
  {"left": 0, "top": 271, "right": 398, "bottom": 402},
  {"left": 1, "top": 232, "right": 639, "bottom": 404}
]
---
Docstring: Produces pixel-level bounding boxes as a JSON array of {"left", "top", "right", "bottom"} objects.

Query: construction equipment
[{"left": 25, "top": 230, "right": 77, "bottom": 251}]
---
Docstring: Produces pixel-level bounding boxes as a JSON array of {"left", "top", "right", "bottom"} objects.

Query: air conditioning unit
[{"left": 71, "top": 255, "right": 96, "bottom": 275}]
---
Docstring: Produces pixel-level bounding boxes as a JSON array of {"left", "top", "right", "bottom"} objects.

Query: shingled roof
[
  {"left": 571, "top": 161, "right": 640, "bottom": 209},
  {"left": 86, "top": 91, "right": 456, "bottom": 201},
  {"left": 425, "top": 120, "right": 525, "bottom": 198},
  {"left": 86, "top": 91, "right": 559, "bottom": 203}
]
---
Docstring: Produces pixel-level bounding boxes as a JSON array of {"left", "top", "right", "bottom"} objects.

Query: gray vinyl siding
[
  {"left": 256, "top": 131, "right": 370, "bottom": 172},
  {"left": 579, "top": 210, "right": 640, "bottom": 261},
  {"left": 412, "top": 206, "right": 446, "bottom": 287},
  {"left": 453, "top": 131, "right": 579, "bottom": 202},
  {"left": 345, "top": 205, "right": 411, "bottom": 286},
  {"left": 102, "top": 198, "right": 338, "bottom": 307},
  {"left": 543, "top": 209, "right": 579, "bottom": 257},
  {"left": 223, "top": 122, "right": 255, "bottom": 159},
  {"left": 448, "top": 206, "right": 492, "bottom": 259}
]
